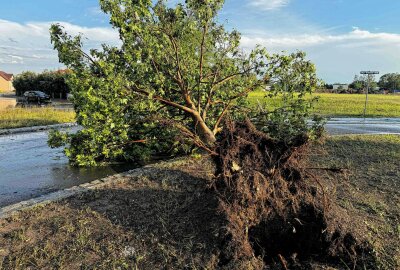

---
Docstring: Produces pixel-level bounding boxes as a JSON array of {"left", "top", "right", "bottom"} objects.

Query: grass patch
[
  {"left": 248, "top": 92, "right": 400, "bottom": 117},
  {"left": 309, "top": 134, "right": 400, "bottom": 269},
  {"left": 0, "top": 136, "right": 399, "bottom": 269},
  {"left": 0, "top": 108, "right": 75, "bottom": 129}
]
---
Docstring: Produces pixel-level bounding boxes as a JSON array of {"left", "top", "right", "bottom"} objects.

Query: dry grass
[
  {"left": 0, "top": 135, "right": 399, "bottom": 269},
  {"left": 309, "top": 134, "right": 400, "bottom": 269},
  {"left": 0, "top": 108, "right": 75, "bottom": 129}
]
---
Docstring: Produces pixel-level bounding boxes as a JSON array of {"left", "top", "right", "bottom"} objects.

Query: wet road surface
[
  {"left": 0, "top": 127, "right": 135, "bottom": 207},
  {"left": 0, "top": 118, "right": 399, "bottom": 207},
  {"left": 325, "top": 118, "right": 400, "bottom": 135}
]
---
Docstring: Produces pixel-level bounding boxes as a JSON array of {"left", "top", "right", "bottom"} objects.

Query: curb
[
  {"left": 0, "top": 166, "right": 149, "bottom": 219},
  {"left": 0, "top": 123, "right": 77, "bottom": 136}
]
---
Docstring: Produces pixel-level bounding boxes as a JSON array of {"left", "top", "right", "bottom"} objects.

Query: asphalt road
[
  {"left": 325, "top": 118, "right": 400, "bottom": 135},
  {"left": 0, "top": 118, "right": 399, "bottom": 207},
  {"left": 0, "top": 127, "right": 135, "bottom": 207}
]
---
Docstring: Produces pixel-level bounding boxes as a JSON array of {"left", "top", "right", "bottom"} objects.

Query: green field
[
  {"left": 0, "top": 108, "right": 75, "bottom": 129},
  {"left": 248, "top": 92, "right": 400, "bottom": 117},
  {"left": 0, "top": 93, "right": 399, "bottom": 130}
]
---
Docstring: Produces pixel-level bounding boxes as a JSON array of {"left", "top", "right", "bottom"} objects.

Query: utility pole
[{"left": 360, "top": 71, "right": 379, "bottom": 118}]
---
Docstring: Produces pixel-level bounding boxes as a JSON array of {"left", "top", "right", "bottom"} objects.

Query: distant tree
[
  {"left": 12, "top": 71, "right": 37, "bottom": 96},
  {"left": 49, "top": 0, "right": 318, "bottom": 166},
  {"left": 350, "top": 74, "right": 378, "bottom": 93},
  {"left": 349, "top": 75, "right": 364, "bottom": 93},
  {"left": 378, "top": 73, "right": 400, "bottom": 91}
]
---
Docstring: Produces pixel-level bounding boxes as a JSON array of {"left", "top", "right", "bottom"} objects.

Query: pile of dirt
[{"left": 212, "top": 119, "right": 374, "bottom": 269}]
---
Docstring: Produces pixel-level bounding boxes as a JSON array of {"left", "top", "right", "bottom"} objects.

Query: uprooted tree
[
  {"left": 49, "top": 0, "right": 318, "bottom": 166},
  {"left": 48, "top": 0, "right": 373, "bottom": 268}
]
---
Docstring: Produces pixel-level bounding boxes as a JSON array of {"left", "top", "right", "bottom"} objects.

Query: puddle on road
[{"left": 0, "top": 130, "right": 137, "bottom": 207}]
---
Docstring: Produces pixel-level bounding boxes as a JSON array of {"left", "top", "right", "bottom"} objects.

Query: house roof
[{"left": 0, "top": 71, "right": 13, "bottom": 81}]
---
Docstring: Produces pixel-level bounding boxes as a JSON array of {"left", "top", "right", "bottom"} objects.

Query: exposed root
[{"left": 211, "top": 119, "right": 373, "bottom": 269}]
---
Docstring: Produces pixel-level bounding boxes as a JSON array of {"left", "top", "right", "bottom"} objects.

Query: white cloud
[
  {"left": 241, "top": 28, "right": 400, "bottom": 49},
  {"left": 2, "top": 17, "right": 400, "bottom": 83},
  {"left": 0, "top": 55, "right": 23, "bottom": 64},
  {"left": 241, "top": 28, "right": 400, "bottom": 82},
  {"left": 0, "top": 19, "right": 119, "bottom": 74},
  {"left": 31, "top": 21, "right": 120, "bottom": 44},
  {"left": 249, "top": 0, "right": 290, "bottom": 10}
]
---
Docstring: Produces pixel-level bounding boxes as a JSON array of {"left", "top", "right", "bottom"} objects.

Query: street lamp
[{"left": 360, "top": 71, "right": 379, "bottom": 118}]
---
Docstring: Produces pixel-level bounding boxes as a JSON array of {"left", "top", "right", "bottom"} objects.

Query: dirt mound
[{"left": 212, "top": 119, "right": 373, "bottom": 269}]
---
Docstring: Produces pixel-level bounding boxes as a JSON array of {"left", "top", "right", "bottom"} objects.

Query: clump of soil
[{"left": 212, "top": 119, "right": 372, "bottom": 269}]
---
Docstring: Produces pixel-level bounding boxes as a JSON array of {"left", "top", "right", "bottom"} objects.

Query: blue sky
[{"left": 1, "top": 0, "right": 400, "bottom": 83}]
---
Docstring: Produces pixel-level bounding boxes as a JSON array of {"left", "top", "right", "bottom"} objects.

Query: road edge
[{"left": 0, "top": 123, "right": 77, "bottom": 136}]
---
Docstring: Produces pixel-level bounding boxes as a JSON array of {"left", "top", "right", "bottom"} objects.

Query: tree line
[
  {"left": 13, "top": 70, "right": 70, "bottom": 98},
  {"left": 324, "top": 73, "right": 400, "bottom": 93}
]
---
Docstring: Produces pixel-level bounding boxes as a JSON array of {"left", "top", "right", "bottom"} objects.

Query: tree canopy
[
  {"left": 378, "top": 73, "right": 400, "bottom": 91},
  {"left": 350, "top": 74, "right": 378, "bottom": 93},
  {"left": 49, "top": 0, "right": 318, "bottom": 166}
]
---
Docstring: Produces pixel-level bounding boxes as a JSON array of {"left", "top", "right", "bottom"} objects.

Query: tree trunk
[
  {"left": 192, "top": 113, "right": 216, "bottom": 147},
  {"left": 198, "top": 120, "right": 217, "bottom": 146}
]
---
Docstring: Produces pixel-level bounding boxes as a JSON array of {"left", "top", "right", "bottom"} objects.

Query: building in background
[
  {"left": 0, "top": 71, "right": 14, "bottom": 92},
  {"left": 332, "top": 83, "right": 349, "bottom": 91}
]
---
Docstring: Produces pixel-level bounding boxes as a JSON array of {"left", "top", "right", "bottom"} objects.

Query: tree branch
[
  {"left": 211, "top": 67, "right": 256, "bottom": 90},
  {"left": 198, "top": 23, "right": 208, "bottom": 113},
  {"left": 202, "top": 71, "right": 218, "bottom": 120},
  {"left": 158, "top": 117, "right": 218, "bottom": 156},
  {"left": 201, "top": 66, "right": 256, "bottom": 121},
  {"left": 213, "top": 100, "right": 232, "bottom": 134},
  {"left": 212, "top": 83, "right": 260, "bottom": 134},
  {"left": 167, "top": 33, "right": 197, "bottom": 111},
  {"left": 128, "top": 84, "right": 194, "bottom": 114}
]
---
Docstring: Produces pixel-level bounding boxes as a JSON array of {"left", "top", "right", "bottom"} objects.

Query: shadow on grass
[
  {"left": 65, "top": 168, "right": 224, "bottom": 268},
  {"left": 0, "top": 167, "right": 223, "bottom": 269}
]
